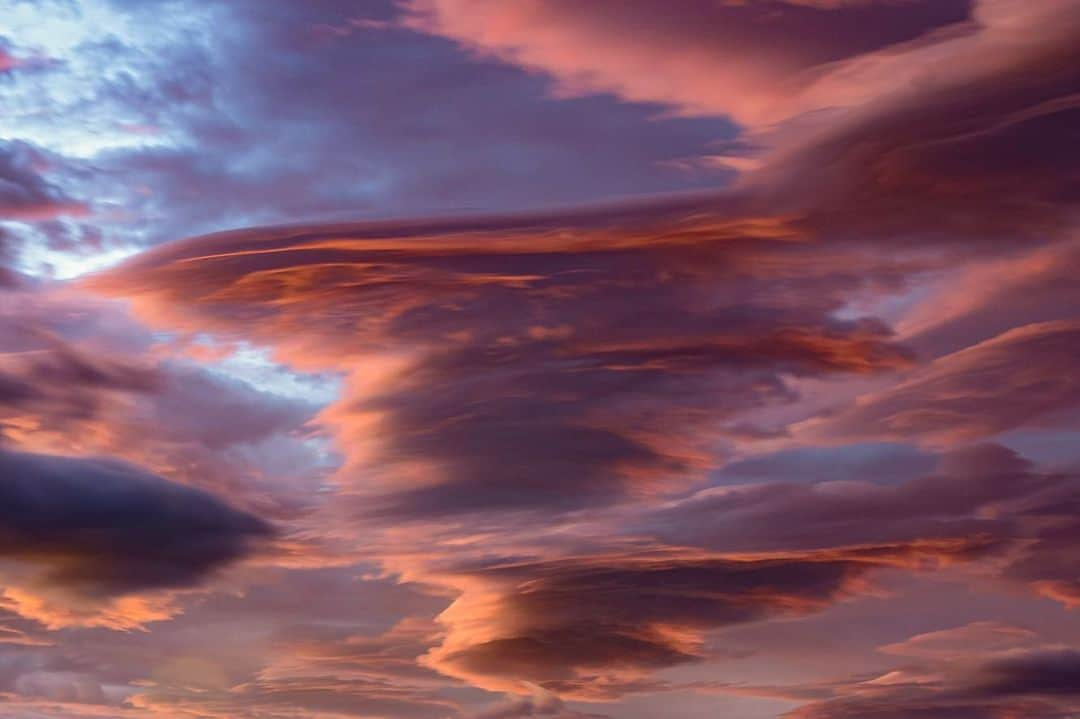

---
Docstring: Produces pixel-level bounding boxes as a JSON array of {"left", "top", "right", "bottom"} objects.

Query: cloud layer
[{"left": 0, "top": 0, "right": 1077, "bottom": 717}]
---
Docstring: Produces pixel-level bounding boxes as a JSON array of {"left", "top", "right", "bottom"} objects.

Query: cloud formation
[
  {"left": 0, "top": 446, "right": 271, "bottom": 596},
  {"left": 1, "top": 0, "right": 1077, "bottom": 716},
  {"left": 91, "top": 205, "right": 920, "bottom": 522},
  {"left": 424, "top": 540, "right": 993, "bottom": 699}
]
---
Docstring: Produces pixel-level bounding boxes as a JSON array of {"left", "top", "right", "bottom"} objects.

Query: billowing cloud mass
[
  {"left": 91, "top": 206, "right": 918, "bottom": 522},
  {"left": 0, "top": 0, "right": 1077, "bottom": 717}
]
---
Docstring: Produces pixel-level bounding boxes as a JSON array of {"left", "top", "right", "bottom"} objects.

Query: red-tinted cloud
[
  {"left": 401, "top": 0, "right": 973, "bottom": 124},
  {"left": 89, "top": 206, "right": 919, "bottom": 522},
  {"left": 423, "top": 540, "right": 993, "bottom": 699}
]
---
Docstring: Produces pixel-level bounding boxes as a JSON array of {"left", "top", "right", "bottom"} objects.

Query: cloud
[
  {"left": 107, "top": 360, "right": 326, "bottom": 519},
  {"left": 84, "top": 142, "right": 1078, "bottom": 701},
  {"left": 1002, "top": 499, "right": 1080, "bottom": 608},
  {"left": 130, "top": 628, "right": 464, "bottom": 719},
  {"left": 89, "top": 207, "right": 920, "bottom": 521},
  {"left": 641, "top": 442, "right": 1080, "bottom": 614},
  {"left": 0, "top": 446, "right": 271, "bottom": 597},
  {"left": 12, "top": 671, "right": 107, "bottom": 705},
  {"left": 0, "top": 279, "right": 328, "bottom": 524},
  {"left": 144, "top": 363, "right": 313, "bottom": 451},
  {"left": 713, "top": 442, "right": 936, "bottom": 486},
  {"left": 424, "top": 540, "right": 992, "bottom": 698},
  {"left": 802, "top": 321, "right": 1080, "bottom": 444},
  {"left": 878, "top": 621, "right": 1041, "bottom": 659},
  {"left": 59, "top": 0, "right": 1080, "bottom": 710},
  {"left": 642, "top": 443, "right": 1049, "bottom": 550},
  {"left": 400, "top": 0, "right": 973, "bottom": 124},
  {"left": 784, "top": 649, "right": 1080, "bottom": 718},
  {"left": 0, "top": 142, "right": 84, "bottom": 222},
  {"left": 971, "top": 650, "right": 1080, "bottom": 698},
  {"left": 404, "top": 0, "right": 1080, "bottom": 246},
  {"left": 9, "top": 0, "right": 728, "bottom": 276},
  {"left": 0, "top": 328, "right": 159, "bottom": 435},
  {"left": 898, "top": 241, "right": 1080, "bottom": 356},
  {"left": 0, "top": 44, "right": 17, "bottom": 74}
]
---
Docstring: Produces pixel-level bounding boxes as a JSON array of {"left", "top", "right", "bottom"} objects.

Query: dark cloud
[
  {"left": 972, "top": 650, "right": 1080, "bottom": 697},
  {"left": 784, "top": 649, "right": 1080, "bottom": 718},
  {"left": 0, "top": 446, "right": 271, "bottom": 596},
  {"left": 788, "top": 693, "right": 1072, "bottom": 719}
]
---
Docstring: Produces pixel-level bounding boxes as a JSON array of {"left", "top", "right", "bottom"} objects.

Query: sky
[{"left": 0, "top": 0, "right": 1078, "bottom": 717}]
